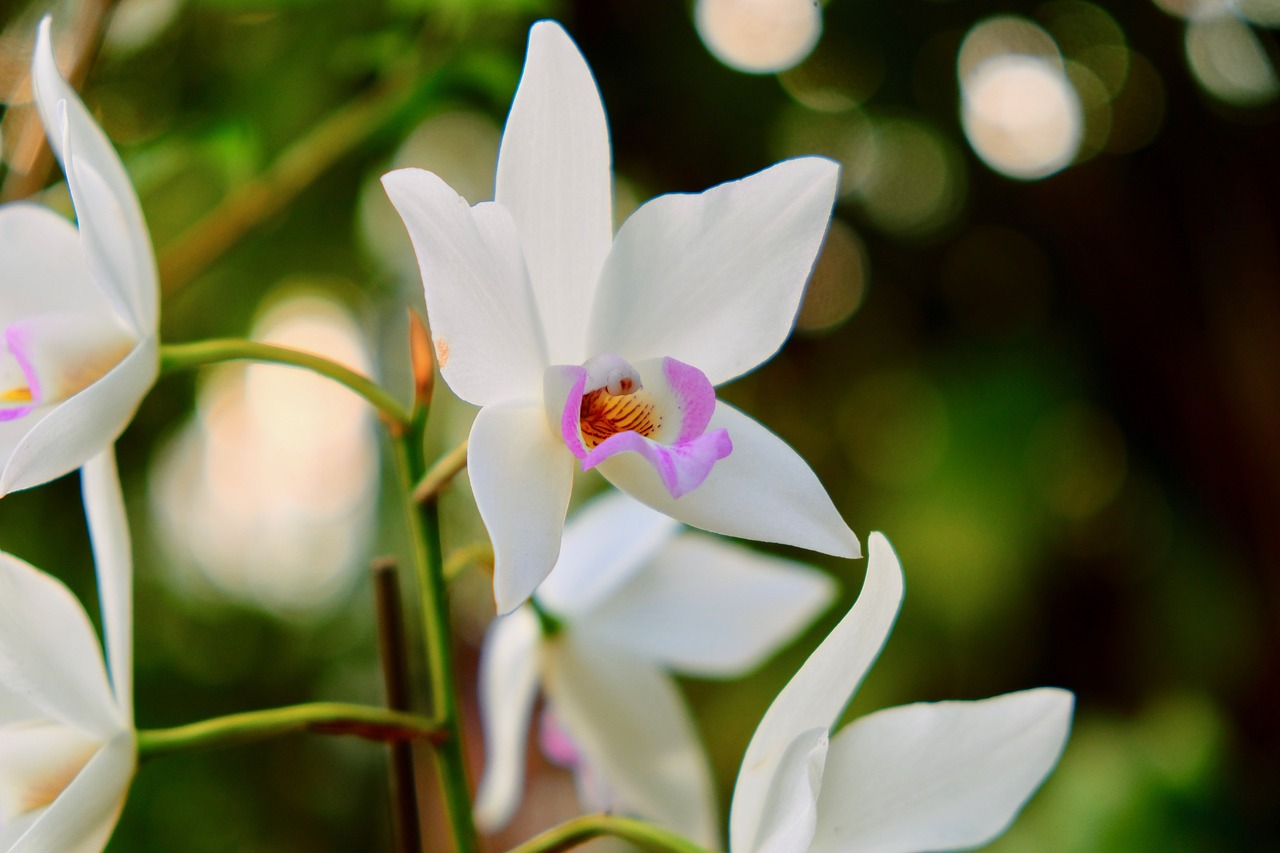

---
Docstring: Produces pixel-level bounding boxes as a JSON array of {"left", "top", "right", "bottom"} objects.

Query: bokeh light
[
  {"left": 961, "top": 53, "right": 1083, "bottom": 180},
  {"left": 846, "top": 115, "right": 966, "bottom": 237},
  {"left": 1025, "top": 401, "right": 1128, "bottom": 520},
  {"left": 795, "top": 218, "right": 869, "bottom": 334},
  {"left": 151, "top": 293, "right": 379, "bottom": 616},
  {"left": 693, "top": 0, "right": 823, "bottom": 74},
  {"left": 1184, "top": 15, "right": 1279, "bottom": 106}
]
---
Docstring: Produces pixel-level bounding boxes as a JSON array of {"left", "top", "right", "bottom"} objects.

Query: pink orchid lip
[
  {"left": 551, "top": 355, "right": 733, "bottom": 499},
  {"left": 0, "top": 325, "right": 41, "bottom": 422}
]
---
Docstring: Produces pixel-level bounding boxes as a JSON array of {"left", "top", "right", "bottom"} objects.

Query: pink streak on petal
[
  {"left": 582, "top": 428, "right": 732, "bottom": 498},
  {"left": 0, "top": 324, "right": 40, "bottom": 422},
  {"left": 538, "top": 708, "right": 582, "bottom": 770},
  {"left": 551, "top": 365, "right": 591, "bottom": 459},
  {"left": 663, "top": 357, "right": 716, "bottom": 443}
]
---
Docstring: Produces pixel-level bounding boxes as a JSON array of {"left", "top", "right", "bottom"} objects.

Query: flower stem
[
  {"left": 413, "top": 439, "right": 469, "bottom": 504},
  {"left": 136, "top": 702, "right": 444, "bottom": 760},
  {"left": 392, "top": 427, "right": 477, "bottom": 853},
  {"left": 506, "top": 815, "right": 716, "bottom": 853},
  {"left": 159, "top": 339, "right": 411, "bottom": 428}
]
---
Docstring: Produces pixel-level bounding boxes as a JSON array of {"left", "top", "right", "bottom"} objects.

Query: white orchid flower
[
  {"left": 473, "top": 490, "right": 837, "bottom": 846},
  {"left": 0, "top": 449, "right": 136, "bottom": 852},
  {"left": 730, "top": 533, "right": 1074, "bottom": 853},
  {"left": 383, "top": 19, "right": 858, "bottom": 613},
  {"left": 0, "top": 18, "right": 159, "bottom": 497}
]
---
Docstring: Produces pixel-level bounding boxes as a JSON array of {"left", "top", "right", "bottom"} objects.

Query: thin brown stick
[
  {"left": 1, "top": 0, "right": 120, "bottom": 201},
  {"left": 373, "top": 558, "right": 423, "bottom": 853}
]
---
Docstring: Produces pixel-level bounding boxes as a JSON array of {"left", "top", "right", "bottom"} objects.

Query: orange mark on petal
[
  {"left": 434, "top": 337, "right": 450, "bottom": 368},
  {"left": 1, "top": 386, "right": 32, "bottom": 403}
]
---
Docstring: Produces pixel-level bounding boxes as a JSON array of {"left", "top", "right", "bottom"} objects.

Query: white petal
[
  {"left": 5, "top": 730, "right": 134, "bottom": 853},
  {"left": 534, "top": 490, "right": 681, "bottom": 617},
  {"left": 730, "top": 533, "right": 902, "bottom": 853},
  {"left": 381, "top": 169, "right": 547, "bottom": 406},
  {"left": 81, "top": 449, "right": 132, "bottom": 721},
  {"left": 468, "top": 402, "right": 575, "bottom": 614},
  {"left": 600, "top": 401, "right": 858, "bottom": 558},
  {"left": 474, "top": 607, "right": 542, "bottom": 832},
  {"left": 748, "top": 727, "right": 829, "bottom": 853},
  {"left": 0, "top": 720, "right": 101, "bottom": 823},
  {"left": 0, "top": 554, "right": 119, "bottom": 739},
  {"left": 0, "top": 205, "right": 101, "bottom": 327},
  {"left": 809, "top": 689, "right": 1075, "bottom": 853},
  {"left": 0, "top": 335, "right": 157, "bottom": 497},
  {"left": 32, "top": 20, "right": 156, "bottom": 335},
  {"left": 543, "top": 636, "right": 719, "bottom": 848},
  {"left": 3, "top": 310, "right": 136, "bottom": 413},
  {"left": 587, "top": 157, "right": 838, "bottom": 386},
  {"left": 579, "top": 533, "right": 835, "bottom": 676},
  {"left": 495, "top": 20, "right": 613, "bottom": 364}
]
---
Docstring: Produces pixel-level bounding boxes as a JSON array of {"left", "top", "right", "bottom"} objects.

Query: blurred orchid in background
[
  {"left": 731, "top": 533, "right": 1073, "bottom": 853},
  {"left": 472, "top": 490, "right": 836, "bottom": 846},
  {"left": 383, "top": 19, "right": 858, "bottom": 614},
  {"left": 0, "top": 451, "right": 136, "bottom": 852},
  {"left": 0, "top": 17, "right": 158, "bottom": 497}
]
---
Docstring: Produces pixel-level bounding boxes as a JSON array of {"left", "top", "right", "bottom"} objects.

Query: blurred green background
[{"left": 2, "top": 0, "right": 1278, "bottom": 850}]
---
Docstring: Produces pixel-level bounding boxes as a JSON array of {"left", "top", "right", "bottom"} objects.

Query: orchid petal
[
  {"left": 81, "top": 449, "right": 132, "bottom": 721},
  {"left": 748, "top": 727, "right": 829, "bottom": 853},
  {"left": 495, "top": 20, "right": 613, "bottom": 364},
  {"left": 2, "top": 311, "right": 135, "bottom": 419},
  {"left": 0, "top": 335, "right": 157, "bottom": 497},
  {"left": 5, "top": 730, "right": 133, "bottom": 853},
  {"left": 474, "top": 607, "right": 542, "bottom": 832},
  {"left": 543, "top": 636, "right": 719, "bottom": 848},
  {"left": 382, "top": 169, "right": 548, "bottom": 406},
  {"left": 809, "top": 689, "right": 1075, "bottom": 853},
  {"left": 0, "top": 721, "right": 101, "bottom": 823},
  {"left": 730, "top": 533, "right": 902, "bottom": 853},
  {"left": 581, "top": 533, "right": 836, "bottom": 677},
  {"left": 600, "top": 401, "right": 858, "bottom": 558},
  {"left": 535, "top": 490, "right": 680, "bottom": 618},
  {"left": 0, "top": 554, "right": 118, "bottom": 739},
  {"left": 0, "top": 205, "right": 101, "bottom": 326},
  {"left": 32, "top": 19, "right": 156, "bottom": 334},
  {"left": 588, "top": 157, "right": 838, "bottom": 386},
  {"left": 468, "top": 402, "right": 574, "bottom": 614}
]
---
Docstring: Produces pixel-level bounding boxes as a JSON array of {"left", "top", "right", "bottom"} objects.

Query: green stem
[
  {"left": 443, "top": 542, "right": 493, "bottom": 582},
  {"left": 412, "top": 439, "right": 469, "bottom": 504},
  {"left": 136, "top": 702, "right": 444, "bottom": 760},
  {"left": 506, "top": 815, "right": 716, "bottom": 853},
  {"left": 392, "top": 429, "right": 477, "bottom": 853},
  {"left": 159, "top": 339, "right": 411, "bottom": 427}
]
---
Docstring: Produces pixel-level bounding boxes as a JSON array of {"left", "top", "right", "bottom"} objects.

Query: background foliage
[{"left": 1, "top": 0, "right": 1278, "bottom": 850}]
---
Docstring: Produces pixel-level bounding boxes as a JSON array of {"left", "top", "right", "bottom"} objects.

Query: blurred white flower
[
  {"left": 151, "top": 295, "right": 378, "bottom": 615},
  {"left": 473, "top": 490, "right": 837, "bottom": 846},
  {"left": 731, "top": 533, "right": 1074, "bottom": 853},
  {"left": 0, "top": 450, "right": 136, "bottom": 852},
  {"left": 383, "top": 19, "right": 856, "bottom": 614},
  {"left": 0, "top": 18, "right": 158, "bottom": 496}
]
